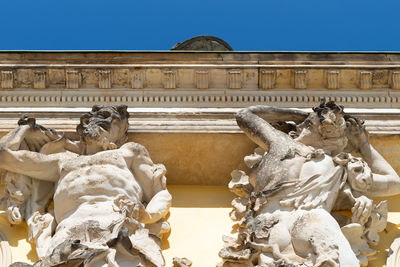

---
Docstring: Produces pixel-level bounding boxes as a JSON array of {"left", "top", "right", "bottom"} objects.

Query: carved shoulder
[
  {"left": 120, "top": 142, "right": 150, "bottom": 158},
  {"left": 119, "top": 142, "right": 154, "bottom": 170},
  {"left": 119, "top": 142, "right": 167, "bottom": 203}
]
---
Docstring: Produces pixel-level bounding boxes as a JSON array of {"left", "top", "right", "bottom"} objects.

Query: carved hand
[
  {"left": 17, "top": 115, "right": 61, "bottom": 152},
  {"left": 351, "top": 195, "right": 373, "bottom": 225},
  {"left": 346, "top": 117, "right": 369, "bottom": 152}
]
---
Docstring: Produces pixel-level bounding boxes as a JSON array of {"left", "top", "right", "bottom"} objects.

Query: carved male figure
[
  {"left": 220, "top": 101, "right": 400, "bottom": 266},
  {"left": 0, "top": 105, "right": 171, "bottom": 267}
]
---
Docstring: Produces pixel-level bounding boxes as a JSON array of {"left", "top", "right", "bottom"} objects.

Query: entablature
[{"left": 1, "top": 51, "right": 400, "bottom": 135}]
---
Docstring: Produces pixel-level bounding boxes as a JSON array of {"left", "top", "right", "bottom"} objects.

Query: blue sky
[{"left": 1, "top": 0, "right": 400, "bottom": 51}]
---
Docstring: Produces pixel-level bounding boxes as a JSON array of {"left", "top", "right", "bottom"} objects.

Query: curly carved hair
[{"left": 76, "top": 105, "right": 129, "bottom": 146}]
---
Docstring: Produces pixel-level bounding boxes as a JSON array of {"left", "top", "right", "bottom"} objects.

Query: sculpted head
[
  {"left": 77, "top": 105, "right": 129, "bottom": 152},
  {"left": 346, "top": 156, "right": 372, "bottom": 192},
  {"left": 333, "top": 152, "right": 372, "bottom": 192},
  {"left": 294, "top": 100, "right": 348, "bottom": 155}
]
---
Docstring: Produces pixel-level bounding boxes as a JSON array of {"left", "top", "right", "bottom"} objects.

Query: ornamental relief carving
[{"left": 0, "top": 65, "right": 398, "bottom": 91}]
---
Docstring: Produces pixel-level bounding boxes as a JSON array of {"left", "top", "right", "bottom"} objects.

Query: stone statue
[
  {"left": 0, "top": 105, "right": 172, "bottom": 267},
  {"left": 219, "top": 100, "right": 400, "bottom": 267}
]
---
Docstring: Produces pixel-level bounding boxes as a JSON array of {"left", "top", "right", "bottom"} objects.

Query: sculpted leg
[{"left": 290, "top": 209, "right": 359, "bottom": 267}]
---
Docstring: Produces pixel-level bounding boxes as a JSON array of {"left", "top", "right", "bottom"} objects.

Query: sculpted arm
[
  {"left": 0, "top": 148, "right": 60, "bottom": 182},
  {"left": 0, "top": 125, "right": 31, "bottom": 150},
  {"left": 236, "top": 105, "right": 310, "bottom": 153},
  {"left": 123, "top": 143, "right": 172, "bottom": 224},
  {"left": 346, "top": 118, "right": 400, "bottom": 197},
  {"left": 141, "top": 188, "right": 171, "bottom": 224},
  {"left": 0, "top": 118, "right": 66, "bottom": 181},
  {"left": 361, "top": 143, "right": 400, "bottom": 197}
]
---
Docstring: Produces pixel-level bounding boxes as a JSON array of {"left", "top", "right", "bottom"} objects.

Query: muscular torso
[
  {"left": 255, "top": 152, "right": 306, "bottom": 193},
  {"left": 53, "top": 149, "right": 142, "bottom": 223},
  {"left": 257, "top": 151, "right": 342, "bottom": 213}
]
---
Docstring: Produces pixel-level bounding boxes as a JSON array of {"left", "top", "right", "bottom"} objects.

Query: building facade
[{"left": 1, "top": 50, "right": 400, "bottom": 266}]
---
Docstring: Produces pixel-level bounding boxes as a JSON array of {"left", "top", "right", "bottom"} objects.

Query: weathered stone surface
[
  {"left": 2, "top": 52, "right": 400, "bottom": 109},
  {"left": 172, "top": 257, "right": 192, "bottom": 267},
  {"left": 9, "top": 263, "right": 33, "bottom": 267},
  {"left": 0, "top": 105, "right": 172, "bottom": 266},
  {"left": 171, "top": 35, "right": 233, "bottom": 51},
  {"left": 220, "top": 100, "right": 400, "bottom": 266}
]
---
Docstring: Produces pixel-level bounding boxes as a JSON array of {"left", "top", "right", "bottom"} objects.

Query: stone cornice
[
  {"left": 1, "top": 64, "right": 400, "bottom": 68},
  {"left": 0, "top": 107, "right": 398, "bottom": 135}
]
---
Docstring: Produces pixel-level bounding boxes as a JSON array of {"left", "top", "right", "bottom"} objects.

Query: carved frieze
[
  {"left": 228, "top": 69, "right": 241, "bottom": 89},
  {"left": 1, "top": 70, "right": 13, "bottom": 89},
  {"left": 196, "top": 70, "right": 209, "bottom": 89},
  {"left": 163, "top": 70, "right": 176, "bottom": 89},
  {"left": 66, "top": 70, "right": 80, "bottom": 89},
  {"left": 98, "top": 70, "right": 112, "bottom": 89},
  {"left": 33, "top": 71, "right": 47, "bottom": 89},
  {"left": 259, "top": 69, "right": 275, "bottom": 89},
  {"left": 327, "top": 70, "right": 340, "bottom": 89},
  {"left": 0, "top": 53, "right": 400, "bottom": 110},
  {"left": 131, "top": 69, "right": 144, "bottom": 89},
  {"left": 294, "top": 70, "right": 307, "bottom": 89},
  {"left": 392, "top": 71, "right": 400, "bottom": 90},
  {"left": 360, "top": 71, "right": 372, "bottom": 89},
  {"left": 1, "top": 64, "right": 400, "bottom": 94}
]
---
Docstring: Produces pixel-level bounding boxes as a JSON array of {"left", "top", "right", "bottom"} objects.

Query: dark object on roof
[{"left": 171, "top": 36, "right": 233, "bottom": 51}]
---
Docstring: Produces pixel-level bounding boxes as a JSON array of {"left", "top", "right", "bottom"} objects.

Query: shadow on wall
[{"left": 130, "top": 133, "right": 257, "bottom": 186}]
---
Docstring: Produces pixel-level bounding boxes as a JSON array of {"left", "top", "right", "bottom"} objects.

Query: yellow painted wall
[
  {"left": 162, "top": 186, "right": 235, "bottom": 266},
  {"left": 0, "top": 212, "right": 38, "bottom": 264}
]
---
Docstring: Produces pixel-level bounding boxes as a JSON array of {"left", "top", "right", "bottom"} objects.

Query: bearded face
[
  {"left": 317, "top": 108, "right": 347, "bottom": 140},
  {"left": 316, "top": 107, "right": 348, "bottom": 154},
  {"left": 77, "top": 105, "right": 129, "bottom": 150}
]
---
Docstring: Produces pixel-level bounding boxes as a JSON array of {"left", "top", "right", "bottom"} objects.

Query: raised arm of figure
[
  {"left": 0, "top": 148, "right": 61, "bottom": 182},
  {"left": 236, "top": 105, "right": 310, "bottom": 155},
  {"left": 0, "top": 125, "right": 32, "bottom": 150},
  {"left": 346, "top": 117, "right": 400, "bottom": 197},
  {"left": 360, "top": 143, "right": 400, "bottom": 197},
  {"left": 122, "top": 142, "right": 172, "bottom": 224}
]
